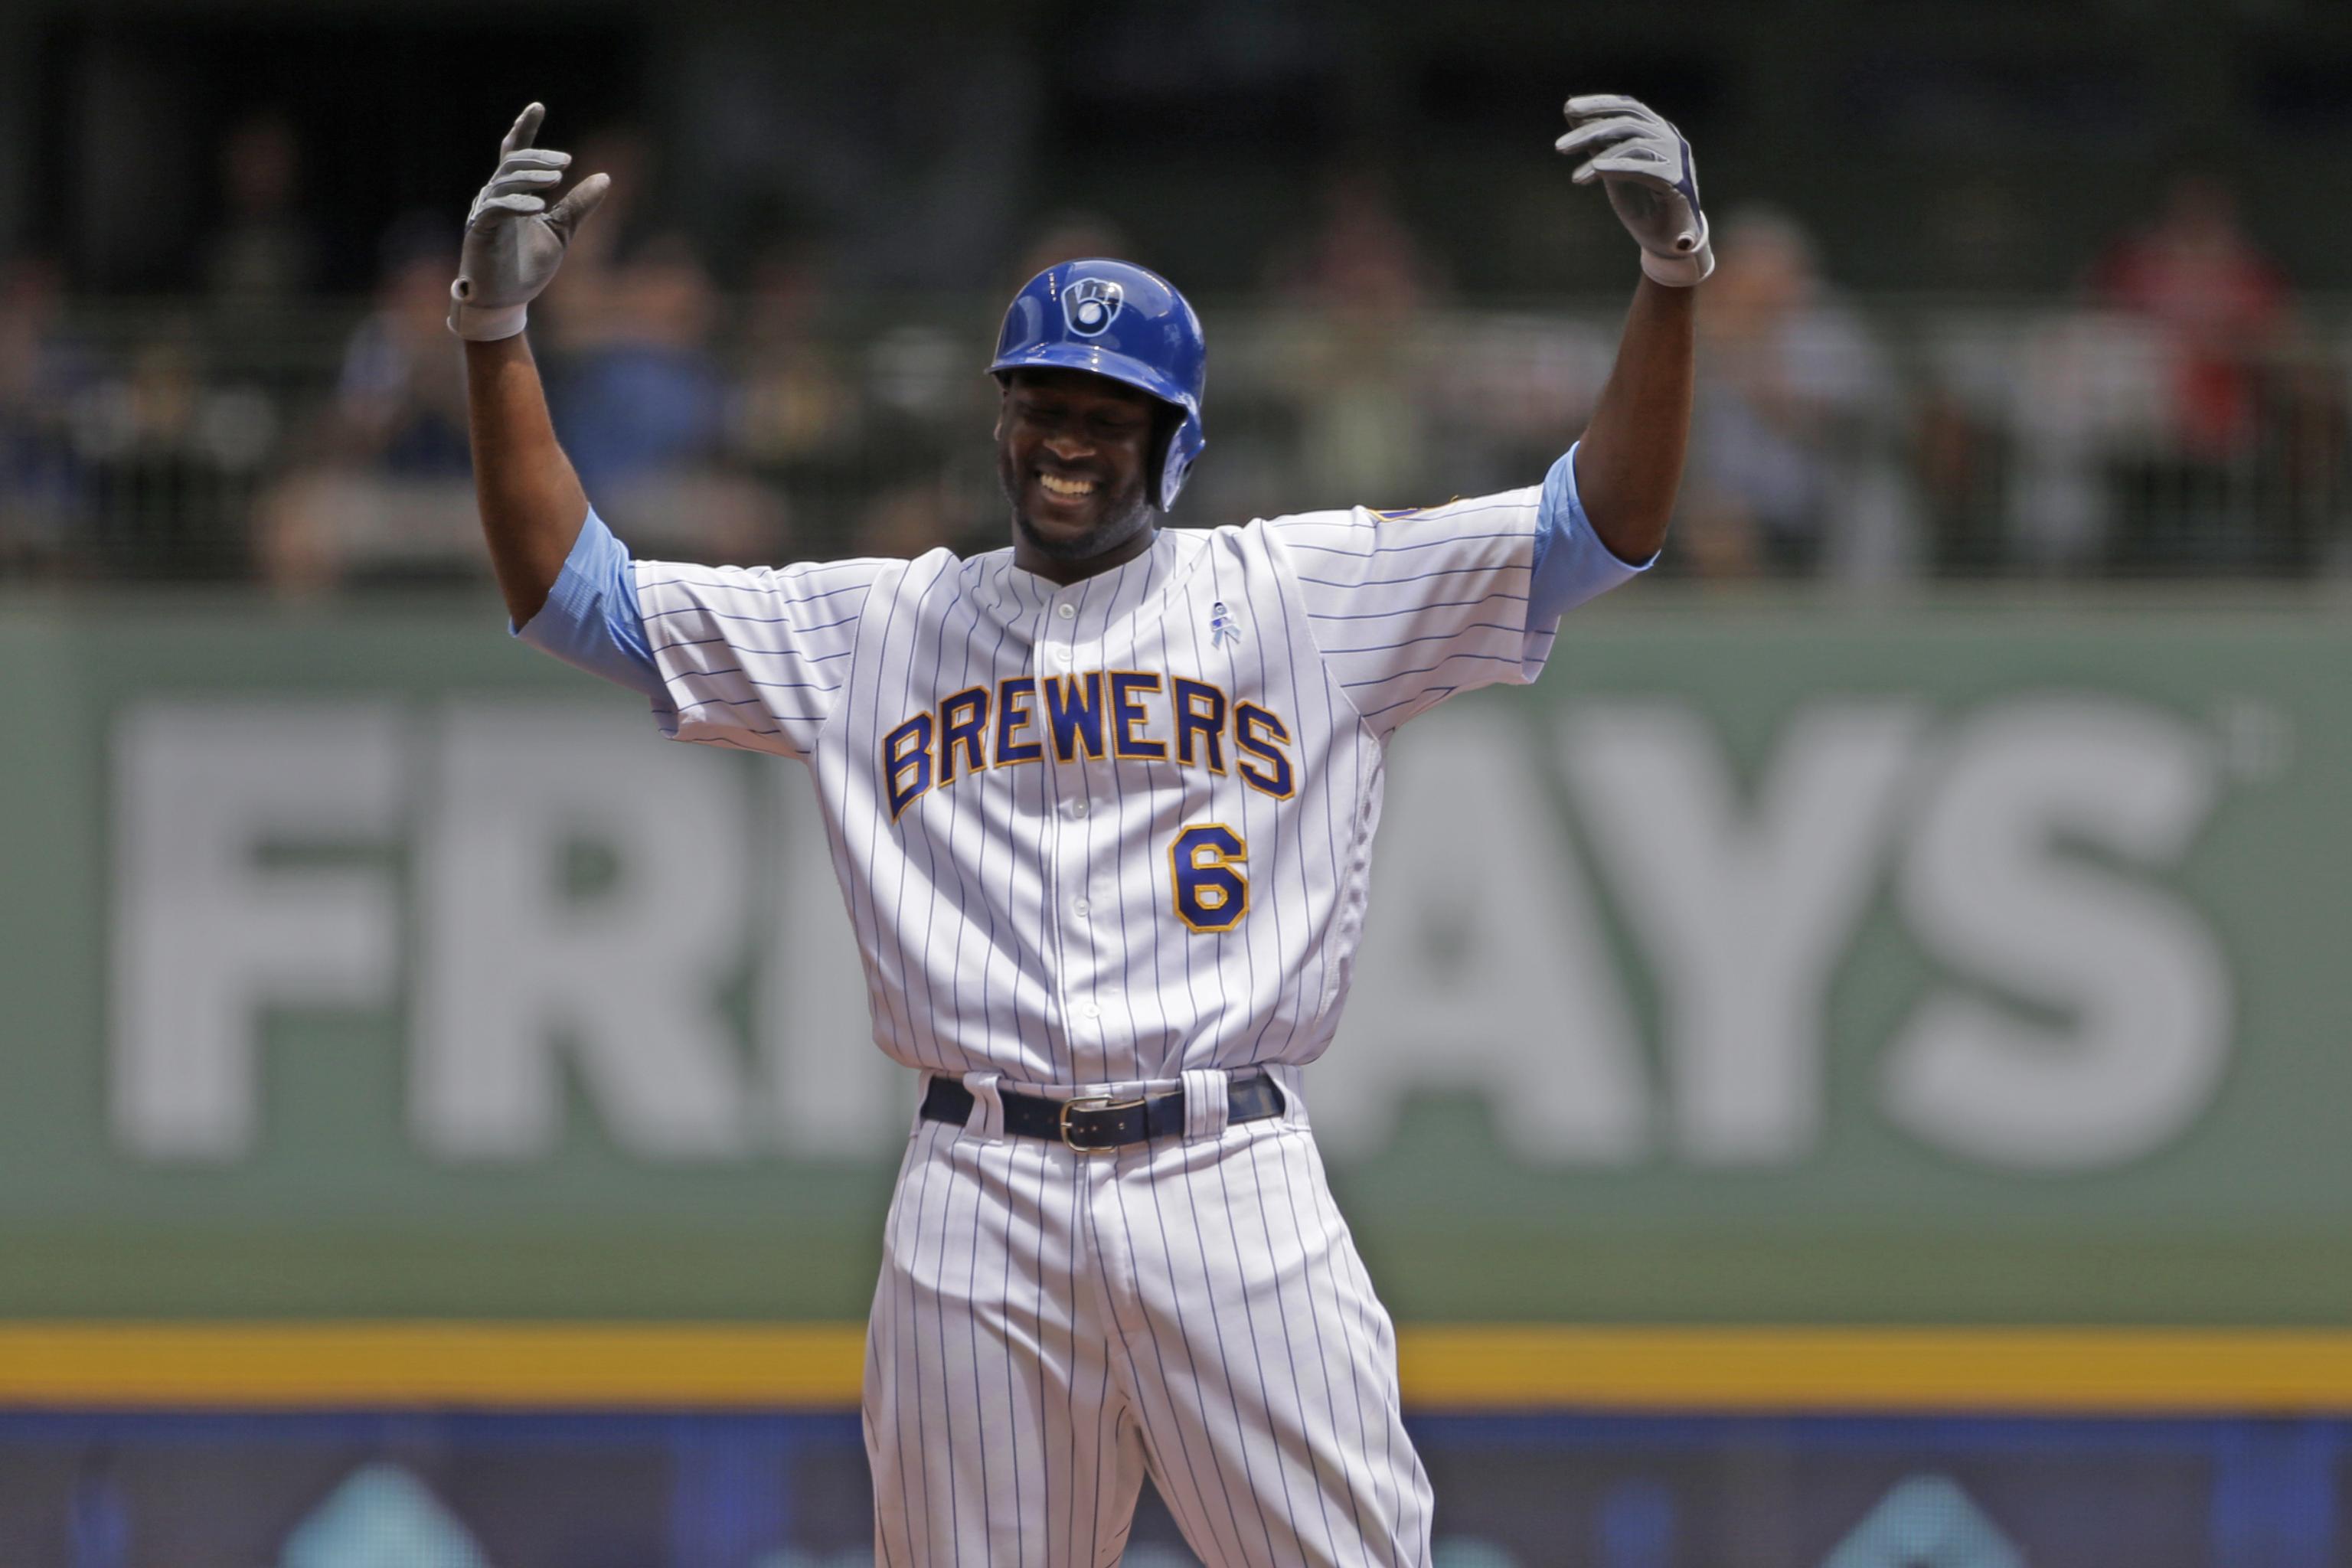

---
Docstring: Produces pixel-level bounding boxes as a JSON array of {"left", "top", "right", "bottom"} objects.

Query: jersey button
[
  {"left": 1074, "top": 898, "right": 1090, "bottom": 916},
  {"left": 1070, "top": 799, "right": 1089, "bottom": 818},
  {"left": 1056, "top": 603, "right": 1076, "bottom": 620},
  {"left": 1078, "top": 1001, "right": 1102, "bottom": 1019}
]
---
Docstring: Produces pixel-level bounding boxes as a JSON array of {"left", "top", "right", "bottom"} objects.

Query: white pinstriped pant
[{"left": 864, "top": 1070, "right": 1435, "bottom": 1567}]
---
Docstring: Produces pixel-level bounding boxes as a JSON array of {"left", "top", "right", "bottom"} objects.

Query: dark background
[{"left": 11, "top": 0, "right": 2351, "bottom": 298}]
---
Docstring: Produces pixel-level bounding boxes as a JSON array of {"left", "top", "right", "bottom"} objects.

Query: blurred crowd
[{"left": 3, "top": 114, "right": 2348, "bottom": 590}]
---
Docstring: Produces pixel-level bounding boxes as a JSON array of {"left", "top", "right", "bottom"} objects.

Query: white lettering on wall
[
  {"left": 413, "top": 704, "right": 752, "bottom": 1161},
  {"left": 109, "top": 702, "right": 402, "bottom": 1158},
  {"left": 100, "top": 690, "right": 2238, "bottom": 1175},
  {"left": 1564, "top": 701, "right": 1925, "bottom": 1162},
  {"left": 1324, "top": 709, "right": 1651, "bottom": 1163},
  {"left": 1883, "top": 697, "right": 2230, "bottom": 1168}
]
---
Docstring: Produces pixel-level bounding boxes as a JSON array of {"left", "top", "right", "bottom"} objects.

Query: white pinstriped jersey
[{"left": 632, "top": 487, "right": 1612, "bottom": 1095}]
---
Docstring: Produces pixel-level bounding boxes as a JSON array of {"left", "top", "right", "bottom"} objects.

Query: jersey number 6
[{"left": 1171, "top": 825, "right": 1248, "bottom": 932}]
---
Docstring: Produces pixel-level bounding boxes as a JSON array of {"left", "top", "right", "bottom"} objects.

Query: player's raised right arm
[{"left": 449, "top": 103, "right": 611, "bottom": 623}]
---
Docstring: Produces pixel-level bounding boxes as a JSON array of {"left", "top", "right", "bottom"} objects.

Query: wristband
[
  {"left": 448, "top": 282, "right": 528, "bottom": 342},
  {"left": 1639, "top": 247, "right": 1715, "bottom": 287},
  {"left": 1638, "top": 214, "right": 1713, "bottom": 287}
]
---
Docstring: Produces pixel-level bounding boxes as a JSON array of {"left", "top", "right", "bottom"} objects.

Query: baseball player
[{"left": 454, "top": 93, "right": 1704, "bottom": 1566}]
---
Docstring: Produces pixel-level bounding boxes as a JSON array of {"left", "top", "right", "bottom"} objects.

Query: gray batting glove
[
  {"left": 1557, "top": 94, "right": 1713, "bottom": 287},
  {"left": 448, "top": 103, "right": 611, "bottom": 341}
]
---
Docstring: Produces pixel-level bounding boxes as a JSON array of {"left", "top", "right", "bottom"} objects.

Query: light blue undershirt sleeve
[
  {"left": 1527, "top": 440, "right": 1657, "bottom": 628},
  {"left": 511, "top": 508, "right": 665, "bottom": 700}
]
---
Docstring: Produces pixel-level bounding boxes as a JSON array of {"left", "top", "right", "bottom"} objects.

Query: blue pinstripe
[
  {"left": 1306, "top": 593, "right": 1528, "bottom": 621},
  {"left": 1277, "top": 528, "right": 1526, "bottom": 556},
  {"left": 1322, "top": 622, "right": 1526, "bottom": 655},
  {"left": 1294, "top": 561, "right": 1531, "bottom": 590},
  {"left": 639, "top": 603, "right": 865, "bottom": 629}
]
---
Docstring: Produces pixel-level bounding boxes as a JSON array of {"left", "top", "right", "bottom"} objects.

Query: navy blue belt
[{"left": 920, "top": 1070, "right": 1283, "bottom": 1155}]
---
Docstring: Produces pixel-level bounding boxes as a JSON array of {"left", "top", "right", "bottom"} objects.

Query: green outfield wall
[{"left": 1, "top": 593, "right": 2346, "bottom": 1325}]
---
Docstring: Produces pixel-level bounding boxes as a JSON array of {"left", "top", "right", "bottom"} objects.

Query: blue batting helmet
[{"left": 989, "top": 259, "right": 1207, "bottom": 511}]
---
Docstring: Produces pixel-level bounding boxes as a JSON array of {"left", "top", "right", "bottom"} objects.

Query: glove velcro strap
[
  {"left": 1640, "top": 243, "right": 1715, "bottom": 288},
  {"left": 447, "top": 282, "right": 528, "bottom": 342},
  {"left": 1638, "top": 210, "right": 1713, "bottom": 287}
]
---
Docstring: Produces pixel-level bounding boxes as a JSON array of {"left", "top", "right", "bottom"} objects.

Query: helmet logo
[{"left": 1063, "top": 277, "right": 1124, "bottom": 338}]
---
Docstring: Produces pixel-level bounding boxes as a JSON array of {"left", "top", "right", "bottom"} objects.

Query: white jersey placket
[{"left": 1041, "top": 583, "right": 1112, "bottom": 1086}]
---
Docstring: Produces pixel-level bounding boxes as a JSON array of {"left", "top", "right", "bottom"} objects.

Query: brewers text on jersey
[{"left": 879, "top": 670, "right": 1297, "bottom": 819}]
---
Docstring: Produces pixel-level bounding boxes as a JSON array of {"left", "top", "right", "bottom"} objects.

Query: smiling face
[{"left": 995, "top": 368, "right": 1165, "bottom": 583}]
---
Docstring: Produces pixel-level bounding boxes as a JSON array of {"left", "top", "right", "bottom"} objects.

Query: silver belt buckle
[{"left": 1060, "top": 1095, "right": 1145, "bottom": 1155}]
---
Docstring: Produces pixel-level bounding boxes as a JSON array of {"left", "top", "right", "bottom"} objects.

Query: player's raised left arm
[
  {"left": 1574, "top": 276, "right": 1694, "bottom": 564},
  {"left": 1556, "top": 94, "right": 1708, "bottom": 564}
]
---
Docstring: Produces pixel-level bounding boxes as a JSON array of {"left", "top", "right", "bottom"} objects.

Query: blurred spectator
[
  {"left": 1263, "top": 169, "right": 1442, "bottom": 510},
  {"left": 535, "top": 126, "right": 656, "bottom": 335},
  {"left": 253, "top": 216, "right": 476, "bottom": 593},
  {"left": 253, "top": 206, "right": 773, "bottom": 594},
  {"left": 2089, "top": 175, "right": 2313, "bottom": 571},
  {"left": 553, "top": 232, "right": 779, "bottom": 562},
  {"left": 332, "top": 217, "right": 473, "bottom": 477},
  {"left": 1911, "top": 358, "right": 2014, "bottom": 577},
  {"left": 2092, "top": 175, "right": 2288, "bottom": 463},
  {"left": 733, "top": 243, "right": 865, "bottom": 554},
  {"left": 201, "top": 113, "right": 321, "bottom": 305},
  {"left": 0, "top": 256, "right": 92, "bottom": 568},
  {"left": 76, "top": 321, "right": 278, "bottom": 579},
  {"left": 494, "top": 128, "right": 787, "bottom": 560},
  {"left": 1269, "top": 169, "right": 1438, "bottom": 318},
  {"left": 1681, "top": 206, "right": 1906, "bottom": 579},
  {"left": 1432, "top": 310, "right": 1612, "bottom": 503},
  {"left": 1998, "top": 308, "right": 2170, "bottom": 576},
  {"left": 15, "top": 181, "right": 2347, "bottom": 589},
  {"left": 739, "top": 245, "right": 857, "bottom": 456},
  {"left": 552, "top": 233, "right": 727, "bottom": 491}
]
